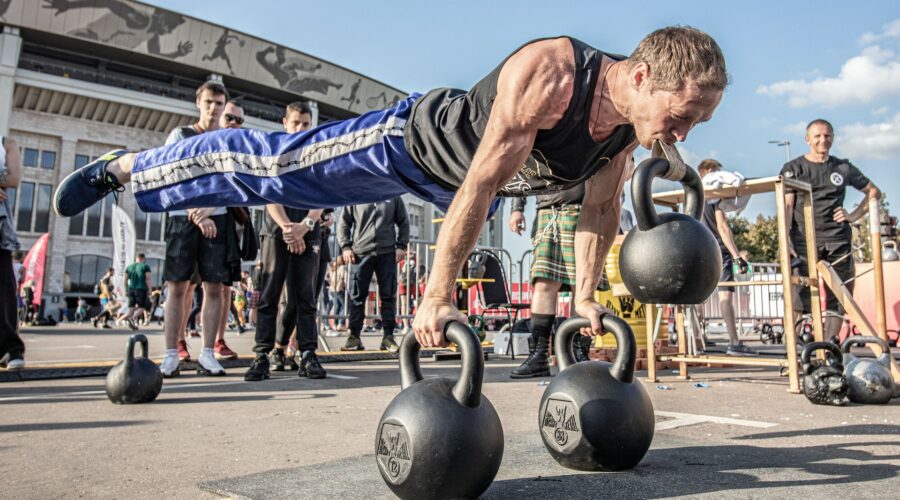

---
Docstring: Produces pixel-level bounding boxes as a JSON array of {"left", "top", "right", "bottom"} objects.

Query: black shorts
[
  {"left": 718, "top": 251, "right": 735, "bottom": 293},
  {"left": 793, "top": 238, "right": 854, "bottom": 314},
  {"left": 127, "top": 288, "right": 149, "bottom": 309},
  {"left": 164, "top": 215, "right": 232, "bottom": 284}
]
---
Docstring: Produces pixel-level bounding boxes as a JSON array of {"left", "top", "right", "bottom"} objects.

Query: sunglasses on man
[{"left": 225, "top": 113, "right": 244, "bottom": 125}]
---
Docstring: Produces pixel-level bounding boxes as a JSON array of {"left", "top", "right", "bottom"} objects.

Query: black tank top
[{"left": 404, "top": 37, "right": 636, "bottom": 197}]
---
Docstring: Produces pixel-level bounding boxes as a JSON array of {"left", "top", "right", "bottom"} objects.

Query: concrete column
[
  {"left": 44, "top": 136, "right": 78, "bottom": 308},
  {"left": 0, "top": 26, "right": 22, "bottom": 136}
]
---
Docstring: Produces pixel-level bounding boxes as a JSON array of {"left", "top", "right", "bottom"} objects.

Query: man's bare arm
[
  {"left": 0, "top": 137, "right": 21, "bottom": 188},
  {"left": 573, "top": 149, "right": 632, "bottom": 334},
  {"left": 843, "top": 182, "right": 881, "bottom": 223}
]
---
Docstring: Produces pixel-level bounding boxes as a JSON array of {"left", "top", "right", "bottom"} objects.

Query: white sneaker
[
  {"left": 5, "top": 358, "right": 25, "bottom": 371},
  {"left": 198, "top": 351, "right": 226, "bottom": 376},
  {"left": 159, "top": 352, "right": 181, "bottom": 377}
]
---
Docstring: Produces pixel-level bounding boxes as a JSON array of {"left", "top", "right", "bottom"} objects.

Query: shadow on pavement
[
  {"left": 735, "top": 424, "right": 900, "bottom": 440},
  {"left": 0, "top": 420, "right": 153, "bottom": 433}
]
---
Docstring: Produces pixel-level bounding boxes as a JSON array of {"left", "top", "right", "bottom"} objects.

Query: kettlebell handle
[
  {"left": 800, "top": 341, "right": 843, "bottom": 371},
  {"left": 399, "top": 321, "right": 484, "bottom": 408},
  {"left": 126, "top": 334, "right": 150, "bottom": 369},
  {"left": 631, "top": 158, "right": 704, "bottom": 232},
  {"left": 555, "top": 315, "right": 637, "bottom": 383},
  {"left": 841, "top": 335, "right": 890, "bottom": 354}
]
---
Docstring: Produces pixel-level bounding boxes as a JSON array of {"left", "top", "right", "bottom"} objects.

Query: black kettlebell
[
  {"left": 800, "top": 342, "right": 849, "bottom": 406},
  {"left": 539, "top": 316, "right": 654, "bottom": 471},
  {"left": 841, "top": 336, "right": 894, "bottom": 404},
  {"left": 375, "top": 322, "right": 503, "bottom": 499},
  {"left": 619, "top": 157, "right": 721, "bottom": 304},
  {"left": 106, "top": 334, "right": 163, "bottom": 404},
  {"left": 467, "top": 250, "right": 487, "bottom": 280}
]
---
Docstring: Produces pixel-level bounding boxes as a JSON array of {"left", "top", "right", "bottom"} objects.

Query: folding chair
[{"left": 475, "top": 250, "right": 531, "bottom": 359}]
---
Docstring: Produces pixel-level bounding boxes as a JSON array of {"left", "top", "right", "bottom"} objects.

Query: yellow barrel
[{"left": 592, "top": 292, "right": 650, "bottom": 349}]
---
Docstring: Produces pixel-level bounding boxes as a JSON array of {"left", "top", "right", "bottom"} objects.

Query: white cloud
[
  {"left": 859, "top": 18, "right": 900, "bottom": 45},
  {"left": 782, "top": 121, "right": 807, "bottom": 137},
  {"left": 757, "top": 46, "right": 900, "bottom": 108},
  {"left": 837, "top": 113, "right": 900, "bottom": 161}
]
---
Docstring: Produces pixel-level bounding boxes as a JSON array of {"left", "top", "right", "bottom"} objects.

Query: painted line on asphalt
[{"left": 655, "top": 410, "right": 777, "bottom": 430}]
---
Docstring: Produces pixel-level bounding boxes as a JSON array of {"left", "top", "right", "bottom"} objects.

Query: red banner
[{"left": 21, "top": 233, "right": 49, "bottom": 306}]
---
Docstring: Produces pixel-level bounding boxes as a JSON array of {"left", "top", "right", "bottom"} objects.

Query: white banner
[{"left": 111, "top": 204, "right": 136, "bottom": 297}]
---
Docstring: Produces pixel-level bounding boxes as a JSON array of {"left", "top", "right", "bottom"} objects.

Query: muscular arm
[
  {"left": 415, "top": 39, "right": 573, "bottom": 345},
  {"left": 573, "top": 148, "right": 632, "bottom": 332}
]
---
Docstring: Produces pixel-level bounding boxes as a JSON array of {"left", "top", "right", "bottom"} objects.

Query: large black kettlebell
[
  {"left": 619, "top": 157, "right": 721, "bottom": 304},
  {"left": 841, "top": 336, "right": 894, "bottom": 404},
  {"left": 375, "top": 322, "right": 503, "bottom": 499},
  {"left": 800, "top": 342, "right": 849, "bottom": 406},
  {"left": 106, "top": 334, "right": 163, "bottom": 404},
  {"left": 539, "top": 316, "right": 654, "bottom": 471}
]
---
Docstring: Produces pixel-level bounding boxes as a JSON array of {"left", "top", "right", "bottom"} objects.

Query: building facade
[{"left": 0, "top": 0, "right": 502, "bottom": 317}]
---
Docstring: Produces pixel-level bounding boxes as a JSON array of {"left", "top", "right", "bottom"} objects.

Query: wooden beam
[{"left": 775, "top": 179, "right": 801, "bottom": 393}]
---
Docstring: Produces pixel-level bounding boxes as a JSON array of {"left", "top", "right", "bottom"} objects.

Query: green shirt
[{"left": 125, "top": 262, "right": 151, "bottom": 290}]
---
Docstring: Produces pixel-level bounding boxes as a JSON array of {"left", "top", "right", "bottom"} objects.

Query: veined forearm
[{"left": 574, "top": 204, "right": 620, "bottom": 303}]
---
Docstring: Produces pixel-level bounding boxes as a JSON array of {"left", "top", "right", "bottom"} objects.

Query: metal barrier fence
[{"left": 696, "top": 262, "right": 785, "bottom": 333}]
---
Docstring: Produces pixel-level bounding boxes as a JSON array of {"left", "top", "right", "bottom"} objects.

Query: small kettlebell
[
  {"left": 106, "top": 334, "right": 163, "bottom": 404},
  {"left": 841, "top": 336, "right": 894, "bottom": 405},
  {"left": 882, "top": 241, "right": 900, "bottom": 262},
  {"left": 375, "top": 322, "right": 503, "bottom": 499},
  {"left": 800, "top": 342, "right": 849, "bottom": 406},
  {"left": 467, "top": 250, "right": 487, "bottom": 280},
  {"left": 619, "top": 157, "right": 722, "bottom": 304},
  {"left": 539, "top": 316, "right": 654, "bottom": 471}
]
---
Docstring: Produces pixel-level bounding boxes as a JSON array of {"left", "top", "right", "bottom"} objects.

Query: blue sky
[{"left": 150, "top": 0, "right": 900, "bottom": 256}]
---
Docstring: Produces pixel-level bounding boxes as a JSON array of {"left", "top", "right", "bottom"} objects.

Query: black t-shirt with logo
[{"left": 779, "top": 156, "right": 870, "bottom": 242}]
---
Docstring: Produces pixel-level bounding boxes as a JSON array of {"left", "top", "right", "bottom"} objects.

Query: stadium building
[{"left": 0, "top": 0, "right": 504, "bottom": 317}]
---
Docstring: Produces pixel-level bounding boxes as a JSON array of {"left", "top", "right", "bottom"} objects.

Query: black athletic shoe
[
  {"left": 510, "top": 336, "right": 551, "bottom": 379},
  {"left": 244, "top": 356, "right": 271, "bottom": 381},
  {"left": 270, "top": 349, "right": 287, "bottom": 371},
  {"left": 53, "top": 149, "right": 128, "bottom": 217},
  {"left": 287, "top": 352, "right": 300, "bottom": 371},
  {"left": 299, "top": 351, "right": 326, "bottom": 379},
  {"left": 380, "top": 335, "right": 399, "bottom": 353},
  {"left": 341, "top": 335, "right": 365, "bottom": 351}
]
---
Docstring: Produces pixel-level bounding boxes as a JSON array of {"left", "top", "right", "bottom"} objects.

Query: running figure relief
[
  {"left": 43, "top": 0, "right": 192, "bottom": 59},
  {"left": 202, "top": 28, "right": 244, "bottom": 73},
  {"left": 256, "top": 45, "right": 343, "bottom": 95}
]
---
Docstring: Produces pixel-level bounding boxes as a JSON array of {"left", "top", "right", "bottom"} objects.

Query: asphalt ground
[{"left": 1, "top": 323, "right": 898, "bottom": 499}]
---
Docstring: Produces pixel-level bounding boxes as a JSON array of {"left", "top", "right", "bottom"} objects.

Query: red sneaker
[
  {"left": 177, "top": 339, "right": 191, "bottom": 361},
  {"left": 214, "top": 338, "right": 238, "bottom": 360}
]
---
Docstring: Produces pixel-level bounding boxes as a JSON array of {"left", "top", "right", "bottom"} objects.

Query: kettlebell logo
[
  {"left": 619, "top": 297, "right": 635, "bottom": 319},
  {"left": 377, "top": 423, "right": 411, "bottom": 484},
  {"left": 541, "top": 398, "right": 580, "bottom": 452},
  {"left": 830, "top": 172, "right": 844, "bottom": 186}
]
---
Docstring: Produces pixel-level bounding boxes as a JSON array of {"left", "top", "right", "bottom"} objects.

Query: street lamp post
[{"left": 768, "top": 140, "right": 792, "bottom": 162}]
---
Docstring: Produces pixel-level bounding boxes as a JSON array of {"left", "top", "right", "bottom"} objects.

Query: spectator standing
[{"left": 0, "top": 136, "right": 25, "bottom": 370}]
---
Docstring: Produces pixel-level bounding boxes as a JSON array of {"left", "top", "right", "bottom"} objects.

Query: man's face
[
  {"left": 196, "top": 89, "right": 226, "bottom": 124},
  {"left": 283, "top": 110, "right": 312, "bottom": 134},
  {"left": 220, "top": 102, "right": 244, "bottom": 129},
  {"left": 805, "top": 123, "right": 833, "bottom": 156},
  {"left": 628, "top": 73, "right": 722, "bottom": 148}
]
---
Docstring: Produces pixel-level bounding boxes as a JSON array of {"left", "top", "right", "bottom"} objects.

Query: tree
[{"left": 730, "top": 214, "right": 779, "bottom": 262}]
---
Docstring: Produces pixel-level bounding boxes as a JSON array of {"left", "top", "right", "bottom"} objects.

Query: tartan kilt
[{"left": 530, "top": 205, "right": 579, "bottom": 287}]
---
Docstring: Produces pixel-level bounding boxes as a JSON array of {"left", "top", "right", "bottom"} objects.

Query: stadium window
[
  {"left": 22, "top": 148, "right": 38, "bottom": 168},
  {"left": 33, "top": 183, "right": 52, "bottom": 233},
  {"left": 40, "top": 150, "right": 56, "bottom": 170},
  {"left": 15, "top": 181, "right": 34, "bottom": 232}
]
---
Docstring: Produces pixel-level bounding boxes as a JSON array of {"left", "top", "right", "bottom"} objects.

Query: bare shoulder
[{"left": 495, "top": 38, "right": 576, "bottom": 129}]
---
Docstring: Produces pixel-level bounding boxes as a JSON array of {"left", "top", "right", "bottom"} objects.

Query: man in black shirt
[
  {"left": 337, "top": 198, "right": 410, "bottom": 352},
  {"left": 780, "top": 119, "right": 881, "bottom": 342},
  {"left": 244, "top": 102, "right": 327, "bottom": 381}
]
